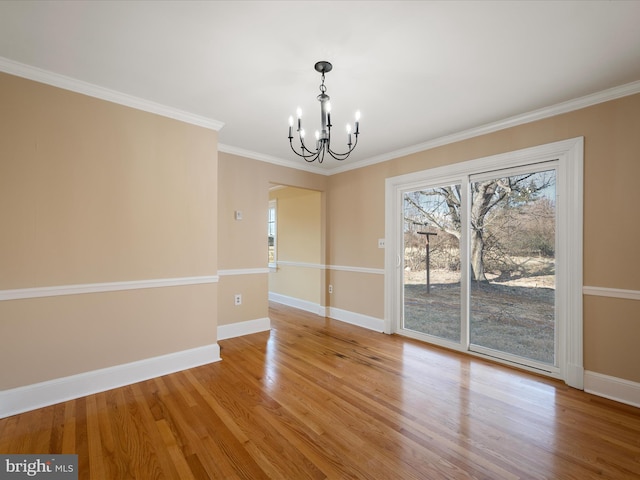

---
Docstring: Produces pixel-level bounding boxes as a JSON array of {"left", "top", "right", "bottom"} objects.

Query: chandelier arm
[
  {"left": 300, "top": 136, "right": 320, "bottom": 155},
  {"left": 293, "top": 133, "right": 320, "bottom": 156},
  {"left": 288, "top": 137, "right": 322, "bottom": 162},
  {"left": 324, "top": 127, "right": 349, "bottom": 160},
  {"left": 306, "top": 152, "right": 323, "bottom": 163},
  {"left": 326, "top": 134, "right": 359, "bottom": 161}
]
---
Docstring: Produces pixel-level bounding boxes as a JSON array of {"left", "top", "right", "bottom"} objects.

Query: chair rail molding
[{"left": 0, "top": 276, "right": 219, "bottom": 301}]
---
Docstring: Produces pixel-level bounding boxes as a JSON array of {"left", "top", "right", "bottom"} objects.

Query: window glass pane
[
  {"left": 469, "top": 169, "right": 556, "bottom": 365},
  {"left": 403, "top": 185, "right": 462, "bottom": 343},
  {"left": 268, "top": 202, "right": 276, "bottom": 264}
]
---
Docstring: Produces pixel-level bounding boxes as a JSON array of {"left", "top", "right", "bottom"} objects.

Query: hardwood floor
[{"left": 1, "top": 302, "right": 639, "bottom": 479}]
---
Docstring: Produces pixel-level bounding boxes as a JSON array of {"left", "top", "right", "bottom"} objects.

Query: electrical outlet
[
  {"left": 235, "top": 210, "right": 243, "bottom": 220},
  {"left": 234, "top": 294, "right": 242, "bottom": 306},
  {"left": 378, "top": 238, "right": 385, "bottom": 248},
  {"left": 328, "top": 285, "right": 333, "bottom": 294}
]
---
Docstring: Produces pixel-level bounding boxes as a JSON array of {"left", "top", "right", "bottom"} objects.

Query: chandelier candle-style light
[{"left": 288, "top": 61, "right": 360, "bottom": 163}]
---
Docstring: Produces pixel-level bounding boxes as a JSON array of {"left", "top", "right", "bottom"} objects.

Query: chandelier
[{"left": 288, "top": 61, "right": 360, "bottom": 163}]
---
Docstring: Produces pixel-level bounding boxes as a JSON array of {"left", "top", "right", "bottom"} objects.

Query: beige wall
[
  {"left": 0, "top": 285, "right": 216, "bottom": 389},
  {"left": 272, "top": 187, "right": 322, "bottom": 264},
  {"left": 584, "top": 296, "right": 639, "bottom": 382},
  {"left": 217, "top": 274, "right": 268, "bottom": 325},
  {"left": 217, "top": 153, "right": 326, "bottom": 326},
  {"left": 2, "top": 69, "right": 639, "bottom": 394},
  {"left": 326, "top": 93, "right": 640, "bottom": 383},
  {"left": 269, "top": 264, "right": 322, "bottom": 305},
  {"left": 328, "top": 270, "right": 383, "bottom": 319},
  {"left": 0, "top": 73, "right": 218, "bottom": 390}
]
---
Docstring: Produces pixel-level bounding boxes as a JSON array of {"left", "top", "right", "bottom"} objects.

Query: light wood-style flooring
[{"left": 1, "top": 302, "right": 639, "bottom": 479}]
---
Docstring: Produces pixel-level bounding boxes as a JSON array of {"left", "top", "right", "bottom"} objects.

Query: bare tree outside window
[{"left": 403, "top": 169, "right": 557, "bottom": 364}]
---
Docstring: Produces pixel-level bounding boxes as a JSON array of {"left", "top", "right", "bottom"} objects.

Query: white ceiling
[{"left": 1, "top": 1, "right": 640, "bottom": 174}]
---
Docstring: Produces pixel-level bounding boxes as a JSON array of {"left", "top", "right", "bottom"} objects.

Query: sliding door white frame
[{"left": 384, "top": 137, "right": 584, "bottom": 389}]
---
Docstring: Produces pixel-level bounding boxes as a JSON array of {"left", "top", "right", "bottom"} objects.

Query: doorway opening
[{"left": 267, "top": 185, "right": 326, "bottom": 315}]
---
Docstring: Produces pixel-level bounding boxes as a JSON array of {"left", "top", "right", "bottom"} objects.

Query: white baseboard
[
  {"left": 584, "top": 371, "right": 640, "bottom": 408},
  {"left": 268, "top": 292, "right": 326, "bottom": 316},
  {"left": 217, "top": 317, "right": 271, "bottom": 340},
  {"left": 0, "top": 343, "right": 221, "bottom": 419},
  {"left": 268, "top": 292, "right": 384, "bottom": 332},
  {"left": 328, "top": 307, "right": 385, "bottom": 332}
]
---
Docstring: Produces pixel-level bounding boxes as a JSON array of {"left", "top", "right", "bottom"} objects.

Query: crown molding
[
  {"left": 327, "top": 80, "right": 640, "bottom": 175},
  {"left": 217, "top": 143, "right": 330, "bottom": 175},
  {"left": 0, "top": 56, "right": 224, "bottom": 131},
  {"left": 225, "top": 79, "right": 640, "bottom": 176},
  {"left": 4, "top": 54, "right": 637, "bottom": 173}
]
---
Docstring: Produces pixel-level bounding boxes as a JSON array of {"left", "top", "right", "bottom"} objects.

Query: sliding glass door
[
  {"left": 403, "top": 185, "right": 463, "bottom": 343},
  {"left": 387, "top": 138, "right": 583, "bottom": 384},
  {"left": 468, "top": 167, "right": 557, "bottom": 367},
  {"left": 400, "top": 163, "right": 559, "bottom": 372}
]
